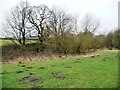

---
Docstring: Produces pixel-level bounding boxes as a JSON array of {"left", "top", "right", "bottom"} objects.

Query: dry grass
[
  {"left": 2, "top": 49, "right": 101, "bottom": 64},
  {"left": 2, "top": 49, "right": 118, "bottom": 64}
]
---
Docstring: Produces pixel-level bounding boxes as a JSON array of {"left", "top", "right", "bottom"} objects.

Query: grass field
[
  {"left": 2, "top": 50, "right": 118, "bottom": 88},
  {"left": 0, "top": 39, "right": 38, "bottom": 46}
]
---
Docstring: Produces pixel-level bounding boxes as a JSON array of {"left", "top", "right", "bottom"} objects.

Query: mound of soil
[
  {"left": 52, "top": 72, "right": 65, "bottom": 80},
  {"left": 19, "top": 75, "right": 42, "bottom": 84}
]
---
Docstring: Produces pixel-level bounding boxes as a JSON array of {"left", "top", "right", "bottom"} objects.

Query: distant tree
[{"left": 4, "top": 1, "right": 30, "bottom": 45}]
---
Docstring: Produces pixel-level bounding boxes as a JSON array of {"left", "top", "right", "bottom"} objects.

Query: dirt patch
[
  {"left": 52, "top": 72, "right": 65, "bottom": 80},
  {"left": 19, "top": 75, "right": 42, "bottom": 84}
]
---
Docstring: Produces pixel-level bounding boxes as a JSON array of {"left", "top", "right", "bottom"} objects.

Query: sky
[{"left": 0, "top": 0, "right": 119, "bottom": 37}]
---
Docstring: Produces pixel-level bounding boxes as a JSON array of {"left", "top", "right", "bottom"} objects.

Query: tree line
[{"left": 3, "top": 1, "right": 120, "bottom": 55}]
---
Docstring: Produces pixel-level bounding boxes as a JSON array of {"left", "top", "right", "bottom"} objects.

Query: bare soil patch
[
  {"left": 19, "top": 75, "right": 42, "bottom": 84},
  {"left": 51, "top": 72, "right": 65, "bottom": 80}
]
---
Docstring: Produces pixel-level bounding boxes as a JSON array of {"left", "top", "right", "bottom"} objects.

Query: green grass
[
  {"left": 0, "top": 39, "right": 38, "bottom": 46},
  {"left": 2, "top": 50, "right": 118, "bottom": 88}
]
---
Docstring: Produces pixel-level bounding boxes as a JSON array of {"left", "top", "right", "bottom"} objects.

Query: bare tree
[
  {"left": 82, "top": 14, "right": 100, "bottom": 34},
  {"left": 4, "top": 1, "right": 30, "bottom": 45},
  {"left": 28, "top": 4, "right": 50, "bottom": 51},
  {"left": 76, "top": 14, "right": 100, "bottom": 54},
  {"left": 47, "top": 7, "right": 76, "bottom": 54}
]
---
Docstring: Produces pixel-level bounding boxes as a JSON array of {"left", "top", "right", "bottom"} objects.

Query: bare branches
[
  {"left": 4, "top": 1, "right": 30, "bottom": 45},
  {"left": 28, "top": 4, "right": 51, "bottom": 51},
  {"left": 82, "top": 14, "right": 100, "bottom": 34},
  {"left": 3, "top": 1, "right": 107, "bottom": 54}
]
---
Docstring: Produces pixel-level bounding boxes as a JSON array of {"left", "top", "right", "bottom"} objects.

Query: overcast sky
[{"left": 0, "top": 0, "right": 119, "bottom": 36}]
